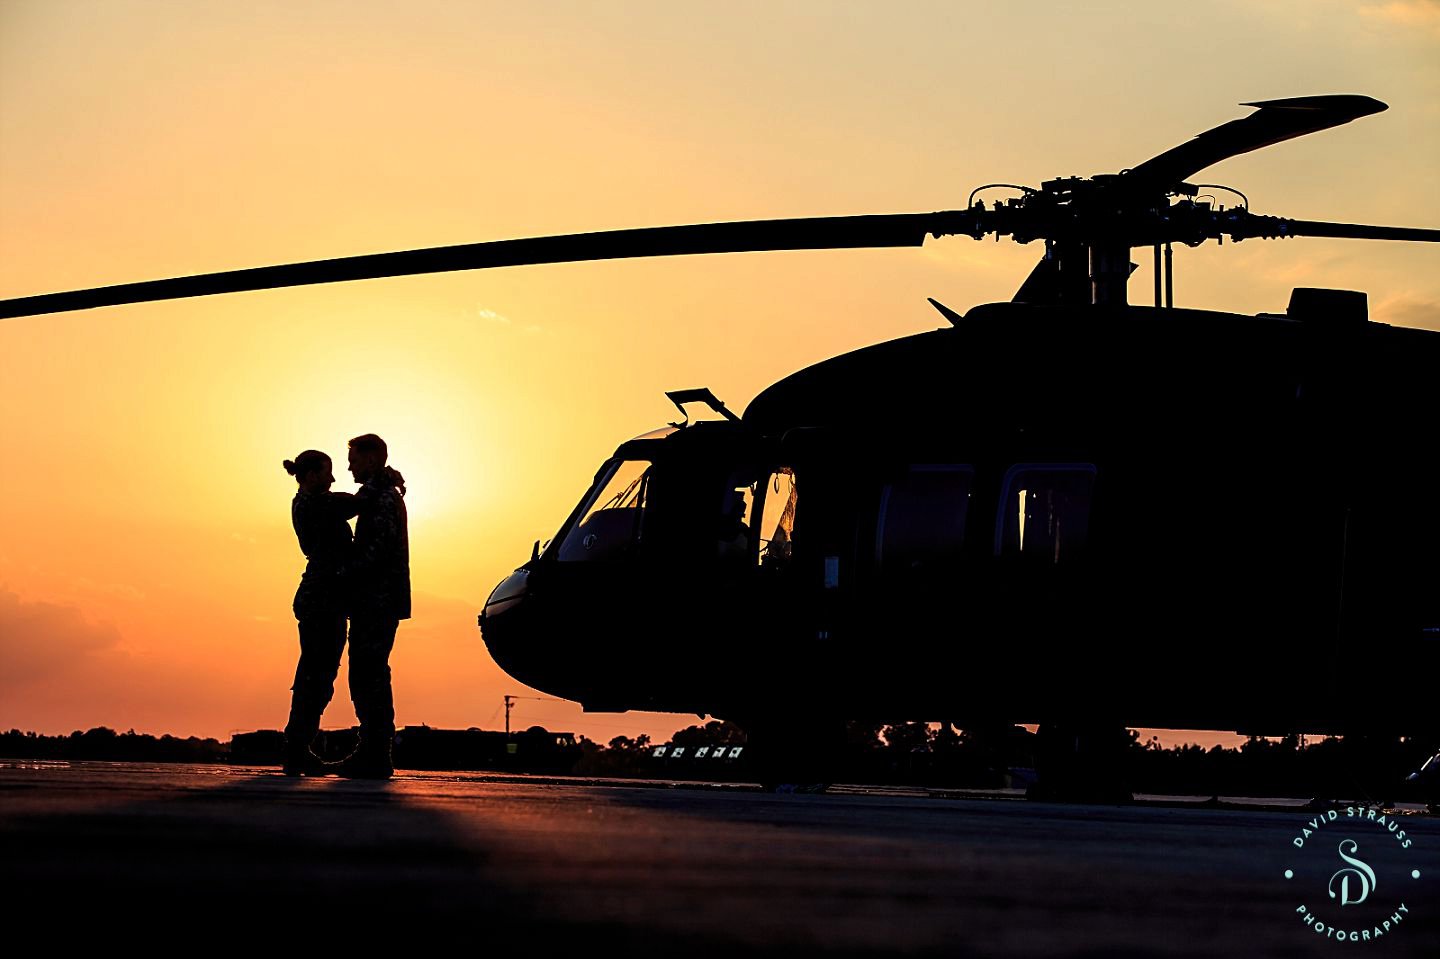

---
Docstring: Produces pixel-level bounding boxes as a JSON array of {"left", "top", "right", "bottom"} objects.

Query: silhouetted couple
[{"left": 280, "top": 433, "right": 410, "bottom": 778}]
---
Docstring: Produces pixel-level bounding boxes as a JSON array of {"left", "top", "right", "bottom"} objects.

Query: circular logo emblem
[{"left": 1283, "top": 805, "right": 1423, "bottom": 944}]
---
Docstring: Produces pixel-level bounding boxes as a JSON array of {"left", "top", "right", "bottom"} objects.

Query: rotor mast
[{"left": 1088, "top": 244, "right": 1133, "bottom": 305}]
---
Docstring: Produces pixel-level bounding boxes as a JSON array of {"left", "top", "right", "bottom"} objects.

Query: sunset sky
[{"left": 2, "top": 1, "right": 1437, "bottom": 750}]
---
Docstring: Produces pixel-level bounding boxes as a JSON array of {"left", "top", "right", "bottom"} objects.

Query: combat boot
[
  {"left": 329, "top": 736, "right": 393, "bottom": 780},
  {"left": 281, "top": 742, "right": 329, "bottom": 777}
]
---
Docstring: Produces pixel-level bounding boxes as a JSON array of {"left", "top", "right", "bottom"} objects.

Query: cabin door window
[
  {"left": 876, "top": 466, "right": 974, "bottom": 574},
  {"left": 994, "top": 464, "right": 1097, "bottom": 562}
]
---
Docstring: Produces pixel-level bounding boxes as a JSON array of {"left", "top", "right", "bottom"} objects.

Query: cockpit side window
[
  {"left": 877, "top": 466, "right": 974, "bottom": 573},
  {"left": 555, "top": 459, "right": 651, "bottom": 561},
  {"left": 717, "top": 474, "right": 756, "bottom": 562},
  {"left": 756, "top": 467, "right": 797, "bottom": 568},
  {"left": 994, "top": 464, "right": 1097, "bottom": 562}
]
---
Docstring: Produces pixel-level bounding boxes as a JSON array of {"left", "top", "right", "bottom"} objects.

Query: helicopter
[{"left": 4, "top": 94, "right": 1438, "bottom": 795}]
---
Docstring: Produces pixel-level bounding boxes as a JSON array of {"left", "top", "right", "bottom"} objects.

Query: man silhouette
[{"left": 332, "top": 433, "right": 410, "bottom": 779}]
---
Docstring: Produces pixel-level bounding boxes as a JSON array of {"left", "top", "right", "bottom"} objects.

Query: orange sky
[{"left": 2, "top": 1, "right": 1437, "bottom": 751}]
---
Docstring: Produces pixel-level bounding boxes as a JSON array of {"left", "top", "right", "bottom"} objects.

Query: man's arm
[{"left": 351, "top": 486, "right": 400, "bottom": 576}]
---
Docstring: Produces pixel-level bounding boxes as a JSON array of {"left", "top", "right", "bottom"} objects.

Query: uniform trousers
[{"left": 285, "top": 613, "right": 398, "bottom": 748}]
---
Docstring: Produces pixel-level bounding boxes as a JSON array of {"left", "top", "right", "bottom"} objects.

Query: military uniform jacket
[
  {"left": 351, "top": 474, "right": 411, "bottom": 620},
  {"left": 291, "top": 489, "right": 359, "bottom": 619}
]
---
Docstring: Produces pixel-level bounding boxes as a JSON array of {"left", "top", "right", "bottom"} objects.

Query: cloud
[
  {"left": 1360, "top": 1, "right": 1440, "bottom": 34},
  {"left": 73, "top": 577, "right": 146, "bottom": 602},
  {"left": 0, "top": 588, "right": 125, "bottom": 689},
  {"left": 1373, "top": 295, "right": 1440, "bottom": 330},
  {"left": 0, "top": 586, "right": 280, "bottom": 736},
  {"left": 478, "top": 306, "right": 543, "bottom": 335}
]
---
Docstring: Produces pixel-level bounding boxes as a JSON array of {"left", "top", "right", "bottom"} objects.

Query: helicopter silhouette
[{"left": 5, "top": 94, "right": 1438, "bottom": 796}]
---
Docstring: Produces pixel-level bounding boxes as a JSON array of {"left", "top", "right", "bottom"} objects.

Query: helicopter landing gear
[
  {"left": 1405, "top": 742, "right": 1440, "bottom": 815},
  {"left": 1315, "top": 730, "right": 1439, "bottom": 812},
  {"left": 739, "top": 714, "right": 844, "bottom": 794},
  {"left": 1026, "top": 722, "right": 1133, "bottom": 804}
]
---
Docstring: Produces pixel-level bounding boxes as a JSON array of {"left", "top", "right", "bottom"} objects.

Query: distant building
[
  {"left": 229, "top": 729, "right": 287, "bottom": 765},
  {"left": 394, "top": 724, "right": 581, "bottom": 773},
  {"left": 228, "top": 725, "right": 581, "bottom": 773}
]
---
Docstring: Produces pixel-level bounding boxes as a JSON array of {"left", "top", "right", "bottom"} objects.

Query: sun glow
[
  {"left": 3, "top": 1, "right": 1437, "bottom": 748},
  {"left": 371, "top": 429, "right": 467, "bottom": 524}
]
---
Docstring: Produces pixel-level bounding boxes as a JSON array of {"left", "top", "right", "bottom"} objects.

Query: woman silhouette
[{"left": 280, "top": 450, "right": 360, "bottom": 775}]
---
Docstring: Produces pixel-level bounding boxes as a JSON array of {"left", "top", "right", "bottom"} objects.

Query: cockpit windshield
[{"left": 555, "top": 459, "right": 651, "bottom": 561}]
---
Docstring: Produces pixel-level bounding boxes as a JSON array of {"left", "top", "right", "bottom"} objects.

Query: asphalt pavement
[{"left": 1, "top": 761, "right": 1435, "bottom": 956}]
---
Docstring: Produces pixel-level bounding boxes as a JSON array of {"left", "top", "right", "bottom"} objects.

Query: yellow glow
[
  {"left": 1017, "top": 489, "right": 1028, "bottom": 552},
  {"left": 2, "top": 1, "right": 1437, "bottom": 748}
]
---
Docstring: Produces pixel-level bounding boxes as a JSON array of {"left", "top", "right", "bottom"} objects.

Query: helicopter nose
[
  {"left": 483, "top": 568, "right": 531, "bottom": 620},
  {"left": 479, "top": 566, "right": 601, "bottom": 704},
  {"left": 479, "top": 569, "right": 540, "bottom": 680}
]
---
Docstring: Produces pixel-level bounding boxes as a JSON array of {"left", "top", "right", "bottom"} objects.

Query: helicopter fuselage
[{"left": 480, "top": 296, "right": 1440, "bottom": 738}]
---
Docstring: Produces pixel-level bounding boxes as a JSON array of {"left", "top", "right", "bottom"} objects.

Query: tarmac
[{"left": 1, "top": 760, "right": 1435, "bottom": 956}]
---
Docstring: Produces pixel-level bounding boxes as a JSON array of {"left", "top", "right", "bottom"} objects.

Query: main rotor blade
[
  {"left": 1224, "top": 216, "right": 1440, "bottom": 243},
  {"left": 0, "top": 212, "right": 963, "bottom": 320},
  {"left": 1273, "top": 219, "right": 1440, "bottom": 243},
  {"left": 1124, "top": 95, "right": 1387, "bottom": 191}
]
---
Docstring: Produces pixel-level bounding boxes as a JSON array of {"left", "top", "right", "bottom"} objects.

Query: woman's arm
[{"left": 328, "top": 490, "right": 364, "bottom": 520}]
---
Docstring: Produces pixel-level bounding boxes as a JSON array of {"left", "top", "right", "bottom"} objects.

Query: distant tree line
[
  {"left": 1125, "top": 731, "right": 1434, "bottom": 801},
  {"left": 847, "top": 723, "right": 1435, "bottom": 800},
  {"left": 0, "top": 727, "right": 227, "bottom": 763},
  {"left": 3, "top": 722, "right": 1433, "bottom": 800},
  {"left": 588, "top": 720, "right": 1437, "bottom": 800}
]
